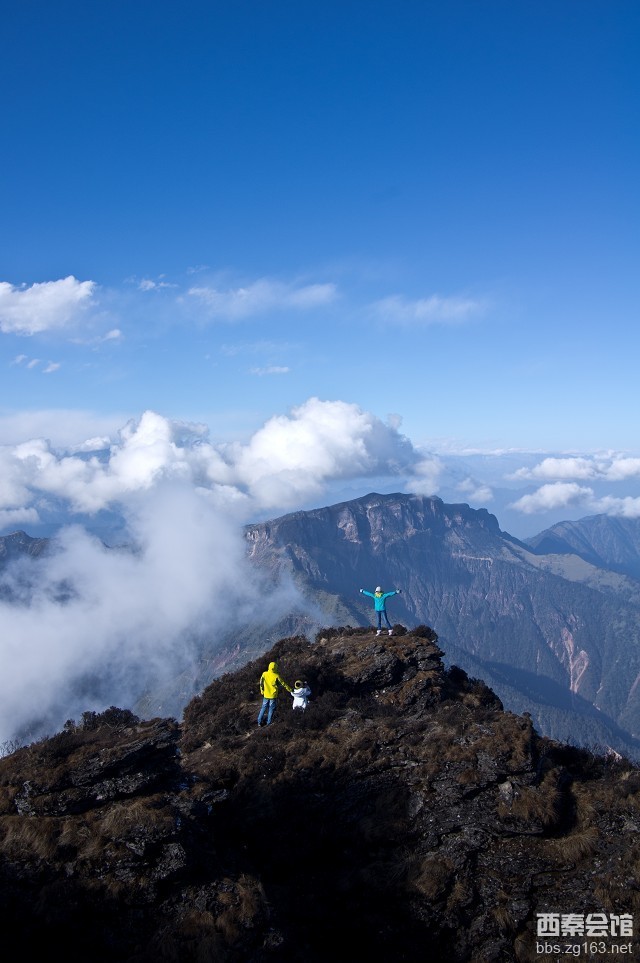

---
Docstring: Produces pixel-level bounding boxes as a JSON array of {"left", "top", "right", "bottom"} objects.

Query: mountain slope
[
  {"left": 245, "top": 493, "right": 640, "bottom": 757},
  {"left": 527, "top": 514, "right": 640, "bottom": 580},
  {"left": 1, "top": 627, "right": 639, "bottom": 962}
]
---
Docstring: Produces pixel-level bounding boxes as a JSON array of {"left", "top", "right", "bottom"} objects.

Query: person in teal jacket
[{"left": 360, "top": 585, "right": 402, "bottom": 635}]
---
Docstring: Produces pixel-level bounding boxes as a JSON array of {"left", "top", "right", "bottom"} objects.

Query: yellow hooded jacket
[{"left": 259, "top": 661, "right": 292, "bottom": 699}]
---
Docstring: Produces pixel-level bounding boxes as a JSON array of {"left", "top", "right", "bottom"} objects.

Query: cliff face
[
  {"left": 245, "top": 493, "right": 640, "bottom": 756},
  {"left": 1, "top": 627, "right": 639, "bottom": 962}
]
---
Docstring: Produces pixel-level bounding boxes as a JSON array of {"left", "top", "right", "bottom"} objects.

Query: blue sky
[{"left": 2, "top": 0, "right": 640, "bottom": 540}]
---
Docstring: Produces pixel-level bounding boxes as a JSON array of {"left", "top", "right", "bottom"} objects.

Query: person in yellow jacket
[{"left": 257, "top": 660, "right": 292, "bottom": 726}]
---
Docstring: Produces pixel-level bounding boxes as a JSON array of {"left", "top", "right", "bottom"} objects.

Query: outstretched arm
[{"left": 360, "top": 589, "right": 374, "bottom": 598}]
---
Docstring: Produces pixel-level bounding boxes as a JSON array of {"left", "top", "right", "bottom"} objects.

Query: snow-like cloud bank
[{"left": 0, "top": 277, "right": 96, "bottom": 335}]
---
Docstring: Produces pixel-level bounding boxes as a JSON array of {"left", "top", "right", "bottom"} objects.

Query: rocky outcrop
[{"left": 1, "top": 627, "right": 639, "bottom": 962}]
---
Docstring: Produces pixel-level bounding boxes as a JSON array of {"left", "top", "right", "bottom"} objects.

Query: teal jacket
[{"left": 361, "top": 589, "right": 400, "bottom": 611}]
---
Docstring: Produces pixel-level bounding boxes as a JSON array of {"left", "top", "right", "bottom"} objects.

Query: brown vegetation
[{"left": 0, "top": 628, "right": 638, "bottom": 962}]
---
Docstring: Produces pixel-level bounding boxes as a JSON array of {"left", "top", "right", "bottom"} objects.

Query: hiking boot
[
  {"left": 388, "top": 629, "right": 393, "bottom": 636},
  {"left": 376, "top": 629, "right": 382, "bottom": 636}
]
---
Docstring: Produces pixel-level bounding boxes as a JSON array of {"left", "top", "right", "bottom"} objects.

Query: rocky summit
[{"left": 1, "top": 626, "right": 639, "bottom": 962}]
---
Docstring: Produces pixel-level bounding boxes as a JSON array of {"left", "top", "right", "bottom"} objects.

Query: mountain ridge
[
  {"left": 1, "top": 625, "right": 639, "bottom": 962},
  {"left": 527, "top": 515, "right": 640, "bottom": 581}
]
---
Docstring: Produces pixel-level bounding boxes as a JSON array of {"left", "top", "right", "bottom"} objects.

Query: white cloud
[
  {"left": 138, "top": 277, "right": 176, "bottom": 291},
  {"left": 187, "top": 278, "right": 337, "bottom": 320},
  {"left": 71, "top": 327, "right": 123, "bottom": 347},
  {"left": 409, "top": 456, "right": 444, "bottom": 495},
  {"left": 43, "top": 362, "right": 61, "bottom": 374},
  {"left": 457, "top": 478, "right": 494, "bottom": 504},
  {"left": 510, "top": 482, "right": 594, "bottom": 514},
  {"left": 70, "top": 435, "right": 111, "bottom": 453},
  {"left": 0, "top": 276, "right": 96, "bottom": 335},
  {"left": 220, "top": 340, "right": 292, "bottom": 357},
  {"left": 250, "top": 365, "right": 290, "bottom": 376},
  {"left": 604, "top": 458, "right": 640, "bottom": 481},
  {"left": 7, "top": 411, "right": 192, "bottom": 514},
  {"left": 213, "top": 398, "right": 417, "bottom": 508},
  {"left": 591, "top": 495, "right": 640, "bottom": 518},
  {"left": 0, "top": 507, "right": 40, "bottom": 529},
  {"left": 510, "top": 454, "right": 640, "bottom": 484},
  {"left": 0, "top": 400, "right": 420, "bottom": 518},
  {"left": 511, "top": 457, "right": 597, "bottom": 481},
  {"left": 371, "top": 293, "right": 486, "bottom": 325}
]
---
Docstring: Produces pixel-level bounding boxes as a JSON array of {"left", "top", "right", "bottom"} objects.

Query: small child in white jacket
[{"left": 291, "top": 680, "right": 312, "bottom": 711}]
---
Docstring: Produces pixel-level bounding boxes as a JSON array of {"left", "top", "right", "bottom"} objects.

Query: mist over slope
[{"left": 0, "top": 486, "right": 311, "bottom": 747}]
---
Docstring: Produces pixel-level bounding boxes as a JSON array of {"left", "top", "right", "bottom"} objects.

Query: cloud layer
[{"left": 0, "top": 399, "right": 419, "bottom": 520}]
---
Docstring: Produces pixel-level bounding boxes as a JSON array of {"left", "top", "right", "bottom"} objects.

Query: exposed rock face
[
  {"left": 0, "top": 530, "right": 49, "bottom": 563},
  {"left": 245, "top": 493, "right": 640, "bottom": 756},
  {"left": 1, "top": 628, "right": 639, "bottom": 962}
]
